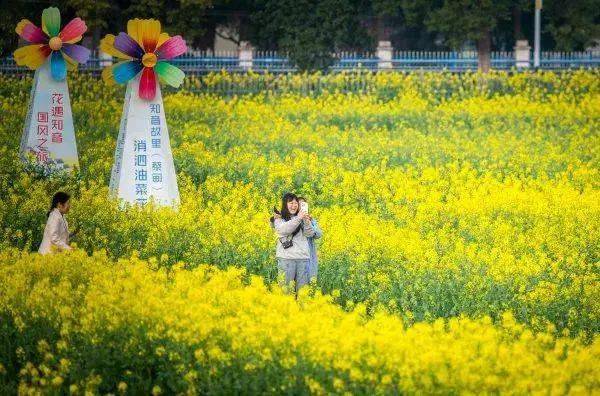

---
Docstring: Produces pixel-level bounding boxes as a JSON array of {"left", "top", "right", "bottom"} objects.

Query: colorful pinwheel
[
  {"left": 14, "top": 7, "right": 90, "bottom": 81},
  {"left": 100, "top": 19, "right": 187, "bottom": 100}
]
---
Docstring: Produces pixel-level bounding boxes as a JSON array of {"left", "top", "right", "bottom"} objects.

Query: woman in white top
[
  {"left": 273, "top": 192, "right": 315, "bottom": 295},
  {"left": 39, "top": 192, "right": 74, "bottom": 254}
]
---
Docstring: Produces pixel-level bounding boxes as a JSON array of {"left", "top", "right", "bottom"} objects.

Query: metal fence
[
  {"left": 390, "top": 51, "right": 515, "bottom": 71},
  {"left": 539, "top": 51, "right": 600, "bottom": 69},
  {"left": 1, "top": 50, "right": 599, "bottom": 74}
]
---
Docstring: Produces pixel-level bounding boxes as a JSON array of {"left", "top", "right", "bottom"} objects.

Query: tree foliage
[{"left": 1, "top": 0, "right": 598, "bottom": 69}]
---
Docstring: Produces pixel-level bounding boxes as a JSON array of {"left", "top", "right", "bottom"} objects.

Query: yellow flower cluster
[
  {"left": 0, "top": 70, "right": 598, "bottom": 392},
  {"left": 1, "top": 249, "right": 598, "bottom": 394}
]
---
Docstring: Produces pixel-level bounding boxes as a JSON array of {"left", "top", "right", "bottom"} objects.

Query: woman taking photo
[
  {"left": 39, "top": 191, "right": 74, "bottom": 254},
  {"left": 273, "top": 192, "right": 315, "bottom": 295}
]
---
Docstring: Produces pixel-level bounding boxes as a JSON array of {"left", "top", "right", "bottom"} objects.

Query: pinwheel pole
[
  {"left": 102, "top": 20, "right": 187, "bottom": 207},
  {"left": 14, "top": 7, "right": 90, "bottom": 173}
]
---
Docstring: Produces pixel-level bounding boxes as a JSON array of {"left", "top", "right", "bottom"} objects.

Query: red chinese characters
[
  {"left": 36, "top": 111, "right": 49, "bottom": 163},
  {"left": 50, "top": 93, "right": 64, "bottom": 144}
]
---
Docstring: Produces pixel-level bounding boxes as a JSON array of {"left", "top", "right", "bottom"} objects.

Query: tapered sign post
[
  {"left": 101, "top": 18, "right": 187, "bottom": 207},
  {"left": 14, "top": 7, "right": 90, "bottom": 172},
  {"left": 109, "top": 74, "right": 179, "bottom": 206},
  {"left": 20, "top": 60, "right": 79, "bottom": 171}
]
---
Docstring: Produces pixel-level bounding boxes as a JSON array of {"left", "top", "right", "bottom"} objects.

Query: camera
[{"left": 281, "top": 239, "right": 293, "bottom": 249}]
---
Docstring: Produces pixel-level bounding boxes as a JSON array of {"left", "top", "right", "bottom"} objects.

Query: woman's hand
[{"left": 299, "top": 211, "right": 310, "bottom": 221}]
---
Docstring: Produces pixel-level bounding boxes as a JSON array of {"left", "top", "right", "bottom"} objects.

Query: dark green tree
[
  {"left": 245, "top": 0, "right": 373, "bottom": 71},
  {"left": 0, "top": 1, "right": 50, "bottom": 57},
  {"left": 543, "top": 0, "right": 600, "bottom": 51},
  {"left": 371, "top": 0, "right": 442, "bottom": 50},
  {"left": 402, "top": 0, "right": 517, "bottom": 72},
  {"left": 65, "top": 0, "right": 113, "bottom": 50},
  {"left": 0, "top": 0, "right": 214, "bottom": 57}
]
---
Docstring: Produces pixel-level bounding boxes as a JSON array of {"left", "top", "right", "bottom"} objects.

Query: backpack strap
[{"left": 278, "top": 218, "right": 304, "bottom": 244}]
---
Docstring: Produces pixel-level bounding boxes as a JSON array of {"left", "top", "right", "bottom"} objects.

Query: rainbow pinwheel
[
  {"left": 100, "top": 19, "right": 187, "bottom": 100},
  {"left": 14, "top": 7, "right": 90, "bottom": 81}
]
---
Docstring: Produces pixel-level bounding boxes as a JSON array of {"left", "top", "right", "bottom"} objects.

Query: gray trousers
[{"left": 277, "top": 258, "right": 310, "bottom": 294}]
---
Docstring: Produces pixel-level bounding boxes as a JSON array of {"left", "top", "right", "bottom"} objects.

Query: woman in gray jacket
[{"left": 273, "top": 192, "right": 315, "bottom": 295}]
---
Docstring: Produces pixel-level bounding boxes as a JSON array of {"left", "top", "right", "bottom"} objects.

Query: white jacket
[
  {"left": 39, "top": 208, "right": 71, "bottom": 254},
  {"left": 274, "top": 215, "right": 315, "bottom": 259}
]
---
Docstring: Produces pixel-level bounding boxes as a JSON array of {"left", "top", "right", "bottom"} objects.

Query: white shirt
[{"left": 38, "top": 208, "right": 71, "bottom": 254}]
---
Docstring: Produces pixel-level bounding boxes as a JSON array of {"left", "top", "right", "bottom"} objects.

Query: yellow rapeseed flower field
[
  {"left": 1, "top": 249, "right": 598, "bottom": 394},
  {"left": 0, "top": 70, "right": 598, "bottom": 393}
]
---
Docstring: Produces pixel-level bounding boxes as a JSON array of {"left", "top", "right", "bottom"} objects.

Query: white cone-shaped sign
[
  {"left": 20, "top": 60, "right": 79, "bottom": 171},
  {"left": 109, "top": 74, "right": 180, "bottom": 207}
]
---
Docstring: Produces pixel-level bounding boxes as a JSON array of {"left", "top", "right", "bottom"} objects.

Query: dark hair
[
  {"left": 269, "top": 206, "right": 281, "bottom": 225},
  {"left": 280, "top": 192, "right": 298, "bottom": 221},
  {"left": 47, "top": 191, "right": 70, "bottom": 217}
]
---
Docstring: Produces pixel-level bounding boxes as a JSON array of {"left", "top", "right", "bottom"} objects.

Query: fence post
[
  {"left": 239, "top": 41, "right": 253, "bottom": 70},
  {"left": 514, "top": 40, "right": 531, "bottom": 68},
  {"left": 377, "top": 40, "right": 393, "bottom": 70}
]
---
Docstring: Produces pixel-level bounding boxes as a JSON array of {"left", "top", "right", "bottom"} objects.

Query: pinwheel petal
[
  {"left": 114, "top": 32, "right": 144, "bottom": 59},
  {"left": 99, "top": 34, "right": 133, "bottom": 60},
  {"left": 63, "top": 52, "right": 78, "bottom": 71},
  {"left": 113, "top": 60, "right": 143, "bottom": 84},
  {"left": 102, "top": 63, "right": 118, "bottom": 85},
  {"left": 127, "top": 19, "right": 142, "bottom": 46},
  {"left": 154, "top": 61, "right": 185, "bottom": 88},
  {"left": 141, "top": 19, "right": 161, "bottom": 53},
  {"left": 65, "top": 36, "right": 82, "bottom": 44},
  {"left": 156, "top": 35, "right": 187, "bottom": 60},
  {"left": 157, "top": 32, "right": 170, "bottom": 48},
  {"left": 62, "top": 43, "right": 90, "bottom": 64},
  {"left": 15, "top": 19, "right": 30, "bottom": 35},
  {"left": 127, "top": 19, "right": 161, "bottom": 52},
  {"left": 42, "top": 7, "right": 61, "bottom": 37},
  {"left": 16, "top": 19, "right": 48, "bottom": 44},
  {"left": 50, "top": 50, "right": 67, "bottom": 81},
  {"left": 13, "top": 44, "right": 51, "bottom": 70},
  {"left": 139, "top": 67, "right": 157, "bottom": 100},
  {"left": 59, "top": 17, "right": 87, "bottom": 42}
]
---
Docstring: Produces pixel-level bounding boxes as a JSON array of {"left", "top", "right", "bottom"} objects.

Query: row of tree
[{"left": 2, "top": 0, "right": 599, "bottom": 71}]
